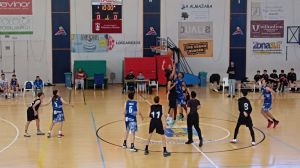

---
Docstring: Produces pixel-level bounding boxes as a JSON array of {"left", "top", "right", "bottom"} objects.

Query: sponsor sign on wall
[
  {"left": 178, "top": 22, "right": 213, "bottom": 39},
  {"left": 179, "top": 40, "right": 213, "bottom": 57},
  {"left": 179, "top": 0, "right": 213, "bottom": 22},
  {"left": 0, "top": 0, "right": 32, "bottom": 35},
  {"left": 251, "top": 0, "right": 285, "bottom": 20},
  {"left": 71, "top": 34, "right": 108, "bottom": 53},
  {"left": 250, "top": 20, "right": 284, "bottom": 38},
  {"left": 252, "top": 40, "right": 283, "bottom": 55}
]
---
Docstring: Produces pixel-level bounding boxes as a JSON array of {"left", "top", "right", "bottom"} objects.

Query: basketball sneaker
[
  {"left": 47, "top": 131, "right": 51, "bottom": 138},
  {"left": 251, "top": 142, "right": 256, "bottom": 146},
  {"left": 122, "top": 142, "right": 127, "bottom": 149},
  {"left": 144, "top": 150, "right": 149, "bottom": 155},
  {"left": 267, "top": 120, "right": 274, "bottom": 128},
  {"left": 24, "top": 132, "right": 31, "bottom": 137},
  {"left": 130, "top": 147, "right": 138, "bottom": 152},
  {"left": 273, "top": 120, "right": 279, "bottom": 128},
  {"left": 37, "top": 130, "right": 45, "bottom": 135},
  {"left": 163, "top": 151, "right": 171, "bottom": 157},
  {"left": 230, "top": 139, "right": 237, "bottom": 143},
  {"left": 185, "top": 141, "right": 193, "bottom": 144},
  {"left": 199, "top": 140, "right": 203, "bottom": 147}
]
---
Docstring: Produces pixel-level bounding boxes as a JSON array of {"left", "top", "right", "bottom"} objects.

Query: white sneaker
[
  {"left": 230, "top": 139, "right": 237, "bottom": 143},
  {"left": 251, "top": 142, "right": 256, "bottom": 146}
]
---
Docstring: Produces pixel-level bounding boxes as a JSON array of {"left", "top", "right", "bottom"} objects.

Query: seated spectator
[
  {"left": 75, "top": 68, "right": 87, "bottom": 90},
  {"left": 278, "top": 70, "right": 288, "bottom": 92},
  {"left": 0, "top": 73, "right": 9, "bottom": 99},
  {"left": 269, "top": 69, "right": 279, "bottom": 91},
  {"left": 209, "top": 73, "right": 220, "bottom": 92},
  {"left": 124, "top": 70, "right": 136, "bottom": 93},
  {"left": 287, "top": 68, "right": 297, "bottom": 91},
  {"left": 136, "top": 72, "right": 146, "bottom": 93},
  {"left": 261, "top": 70, "right": 269, "bottom": 83},
  {"left": 254, "top": 70, "right": 262, "bottom": 83},
  {"left": 34, "top": 76, "right": 44, "bottom": 96},
  {"left": 10, "top": 74, "right": 20, "bottom": 98}
]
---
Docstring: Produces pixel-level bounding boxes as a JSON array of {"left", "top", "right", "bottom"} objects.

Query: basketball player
[
  {"left": 230, "top": 89, "right": 256, "bottom": 146},
  {"left": 185, "top": 91, "right": 203, "bottom": 147},
  {"left": 175, "top": 72, "right": 187, "bottom": 121},
  {"left": 24, "top": 92, "right": 46, "bottom": 137},
  {"left": 167, "top": 77, "right": 177, "bottom": 126},
  {"left": 144, "top": 96, "right": 171, "bottom": 157},
  {"left": 260, "top": 79, "right": 279, "bottom": 128},
  {"left": 10, "top": 74, "right": 19, "bottom": 98},
  {"left": 46, "top": 90, "right": 71, "bottom": 138},
  {"left": 122, "top": 92, "right": 144, "bottom": 152}
]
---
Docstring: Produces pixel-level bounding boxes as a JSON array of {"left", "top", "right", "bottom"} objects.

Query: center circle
[{"left": 135, "top": 122, "right": 230, "bottom": 145}]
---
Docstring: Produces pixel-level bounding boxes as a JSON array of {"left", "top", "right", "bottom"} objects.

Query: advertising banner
[
  {"left": 0, "top": 0, "right": 32, "bottom": 15},
  {"left": 252, "top": 40, "right": 283, "bottom": 55},
  {"left": 251, "top": 0, "right": 285, "bottom": 20},
  {"left": 179, "top": 0, "right": 213, "bottom": 22},
  {"left": 178, "top": 22, "right": 213, "bottom": 39},
  {"left": 179, "top": 40, "right": 213, "bottom": 57},
  {"left": 71, "top": 34, "right": 108, "bottom": 53},
  {"left": 250, "top": 20, "right": 284, "bottom": 38}
]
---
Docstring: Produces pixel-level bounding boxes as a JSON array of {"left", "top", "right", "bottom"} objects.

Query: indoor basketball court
[{"left": 1, "top": 0, "right": 300, "bottom": 168}]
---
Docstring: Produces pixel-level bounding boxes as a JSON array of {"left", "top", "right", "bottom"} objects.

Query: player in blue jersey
[
  {"left": 261, "top": 79, "right": 279, "bottom": 128},
  {"left": 46, "top": 89, "right": 71, "bottom": 138},
  {"left": 122, "top": 92, "right": 144, "bottom": 152},
  {"left": 175, "top": 72, "right": 188, "bottom": 121},
  {"left": 10, "top": 74, "right": 19, "bottom": 98}
]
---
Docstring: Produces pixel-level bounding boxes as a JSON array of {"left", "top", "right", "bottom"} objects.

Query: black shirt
[
  {"left": 287, "top": 72, "right": 297, "bottom": 82},
  {"left": 269, "top": 73, "right": 278, "bottom": 82},
  {"left": 254, "top": 74, "right": 261, "bottom": 82},
  {"left": 125, "top": 73, "right": 135, "bottom": 80},
  {"left": 30, "top": 98, "right": 41, "bottom": 111},
  {"left": 187, "top": 99, "right": 200, "bottom": 115},
  {"left": 262, "top": 74, "right": 269, "bottom": 82},
  {"left": 238, "top": 97, "right": 252, "bottom": 115},
  {"left": 150, "top": 104, "right": 163, "bottom": 121},
  {"left": 227, "top": 66, "right": 236, "bottom": 79},
  {"left": 165, "top": 69, "right": 172, "bottom": 81}
]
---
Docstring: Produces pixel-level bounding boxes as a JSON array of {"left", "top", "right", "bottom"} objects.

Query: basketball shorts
[
  {"left": 149, "top": 120, "right": 164, "bottom": 135},
  {"left": 262, "top": 103, "right": 272, "bottom": 112},
  {"left": 176, "top": 95, "right": 186, "bottom": 105},
  {"left": 168, "top": 94, "right": 177, "bottom": 108},
  {"left": 27, "top": 108, "right": 39, "bottom": 121},
  {"left": 125, "top": 121, "right": 137, "bottom": 133}
]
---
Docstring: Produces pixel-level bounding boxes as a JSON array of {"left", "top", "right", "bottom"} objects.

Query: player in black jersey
[
  {"left": 24, "top": 92, "right": 46, "bottom": 137},
  {"left": 185, "top": 91, "right": 203, "bottom": 147},
  {"left": 230, "top": 89, "right": 256, "bottom": 146},
  {"left": 144, "top": 96, "right": 171, "bottom": 157}
]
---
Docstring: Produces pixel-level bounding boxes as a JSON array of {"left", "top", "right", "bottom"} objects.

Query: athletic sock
[
  {"left": 163, "top": 147, "right": 167, "bottom": 152},
  {"left": 123, "top": 140, "right": 127, "bottom": 144},
  {"left": 145, "top": 145, "right": 148, "bottom": 150}
]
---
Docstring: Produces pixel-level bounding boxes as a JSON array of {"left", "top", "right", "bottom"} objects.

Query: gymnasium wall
[
  {"left": 246, "top": 0, "right": 300, "bottom": 78},
  {"left": 0, "top": 0, "right": 52, "bottom": 84},
  {"left": 161, "top": 0, "right": 231, "bottom": 79},
  {"left": 70, "top": 0, "right": 143, "bottom": 83}
]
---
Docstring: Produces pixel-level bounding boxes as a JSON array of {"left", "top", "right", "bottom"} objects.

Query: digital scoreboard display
[{"left": 92, "top": 4, "right": 122, "bottom": 33}]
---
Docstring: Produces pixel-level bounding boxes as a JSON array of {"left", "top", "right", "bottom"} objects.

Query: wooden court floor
[{"left": 0, "top": 84, "right": 300, "bottom": 168}]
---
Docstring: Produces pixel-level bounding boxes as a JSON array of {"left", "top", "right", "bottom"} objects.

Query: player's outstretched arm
[{"left": 41, "top": 97, "right": 52, "bottom": 107}]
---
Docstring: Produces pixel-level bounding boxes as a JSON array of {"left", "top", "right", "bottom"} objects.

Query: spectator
[
  {"left": 254, "top": 70, "right": 262, "bottom": 83},
  {"left": 209, "top": 73, "right": 220, "bottom": 92},
  {"left": 278, "top": 70, "right": 288, "bottom": 92},
  {"left": 75, "top": 68, "right": 87, "bottom": 90},
  {"left": 261, "top": 70, "right": 269, "bottom": 83},
  {"left": 269, "top": 69, "right": 279, "bottom": 91},
  {"left": 34, "top": 76, "right": 44, "bottom": 96},
  {"left": 227, "top": 61, "right": 236, "bottom": 98},
  {"left": 124, "top": 70, "right": 136, "bottom": 93},
  {"left": 10, "top": 74, "right": 20, "bottom": 98},
  {"left": 287, "top": 68, "right": 297, "bottom": 91},
  {"left": 136, "top": 72, "right": 146, "bottom": 93},
  {"left": 0, "top": 73, "right": 9, "bottom": 99}
]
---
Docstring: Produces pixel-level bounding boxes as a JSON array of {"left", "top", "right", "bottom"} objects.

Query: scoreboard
[{"left": 92, "top": 4, "right": 122, "bottom": 33}]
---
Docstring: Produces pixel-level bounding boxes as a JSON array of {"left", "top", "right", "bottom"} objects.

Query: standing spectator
[
  {"left": 261, "top": 70, "right": 269, "bottom": 83},
  {"left": 278, "top": 70, "right": 288, "bottom": 92},
  {"left": 287, "top": 68, "right": 297, "bottom": 91},
  {"left": 269, "top": 70, "right": 279, "bottom": 91},
  {"left": 0, "top": 73, "right": 9, "bottom": 99},
  {"left": 75, "top": 68, "right": 87, "bottom": 90},
  {"left": 33, "top": 76, "right": 44, "bottom": 96},
  {"left": 227, "top": 61, "right": 236, "bottom": 98}
]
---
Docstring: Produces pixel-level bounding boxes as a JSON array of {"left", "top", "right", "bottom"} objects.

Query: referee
[{"left": 185, "top": 91, "right": 203, "bottom": 147}]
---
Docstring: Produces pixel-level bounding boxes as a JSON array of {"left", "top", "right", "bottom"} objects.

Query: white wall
[
  {"left": 0, "top": 0, "right": 52, "bottom": 84},
  {"left": 71, "top": 0, "right": 143, "bottom": 83},
  {"left": 161, "top": 0, "right": 230, "bottom": 79},
  {"left": 246, "top": 0, "right": 300, "bottom": 78}
]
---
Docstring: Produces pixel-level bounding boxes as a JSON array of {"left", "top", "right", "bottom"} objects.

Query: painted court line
[
  {"left": 139, "top": 94, "right": 219, "bottom": 168},
  {"left": 90, "top": 112, "right": 106, "bottom": 168},
  {"left": 0, "top": 117, "right": 19, "bottom": 153}
]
